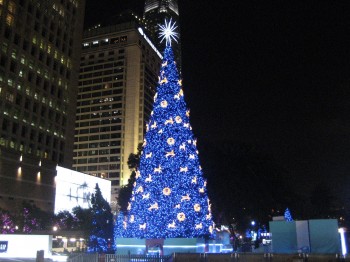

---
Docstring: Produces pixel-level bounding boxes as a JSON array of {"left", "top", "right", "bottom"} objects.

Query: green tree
[
  {"left": 88, "top": 184, "right": 115, "bottom": 253},
  {"left": 72, "top": 206, "right": 93, "bottom": 240},
  {"left": 127, "top": 143, "right": 143, "bottom": 170},
  {"left": 284, "top": 208, "right": 293, "bottom": 221},
  {"left": 117, "top": 143, "right": 142, "bottom": 212},
  {"left": 0, "top": 208, "right": 16, "bottom": 233},
  {"left": 53, "top": 210, "right": 75, "bottom": 231},
  {"left": 118, "top": 45, "right": 215, "bottom": 239},
  {"left": 16, "top": 202, "right": 52, "bottom": 233}
]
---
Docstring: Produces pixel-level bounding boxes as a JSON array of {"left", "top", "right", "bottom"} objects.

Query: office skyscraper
[
  {"left": 0, "top": 0, "right": 85, "bottom": 212},
  {"left": 143, "top": 0, "right": 181, "bottom": 68},
  {"left": 73, "top": 21, "right": 162, "bottom": 211}
]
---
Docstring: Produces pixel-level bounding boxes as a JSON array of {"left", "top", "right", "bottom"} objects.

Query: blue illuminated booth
[
  {"left": 269, "top": 219, "right": 342, "bottom": 254},
  {"left": 116, "top": 237, "right": 228, "bottom": 255}
]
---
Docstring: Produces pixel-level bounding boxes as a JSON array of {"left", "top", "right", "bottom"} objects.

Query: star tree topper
[{"left": 159, "top": 18, "right": 179, "bottom": 46}]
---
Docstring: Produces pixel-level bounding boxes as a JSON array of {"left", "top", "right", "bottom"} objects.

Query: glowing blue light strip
[
  {"left": 117, "top": 244, "right": 224, "bottom": 249},
  {"left": 163, "top": 245, "right": 197, "bottom": 248},
  {"left": 196, "top": 244, "right": 224, "bottom": 247},
  {"left": 339, "top": 228, "right": 347, "bottom": 256},
  {"left": 221, "top": 248, "right": 234, "bottom": 252},
  {"left": 117, "top": 245, "right": 146, "bottom": 248}
]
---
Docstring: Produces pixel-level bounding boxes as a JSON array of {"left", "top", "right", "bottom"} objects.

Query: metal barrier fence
[
  {"left": 105, "top": 254, "right": 173, "bottom": 262},
  {"left": 173, "top": 253, "right": 348, "bottom": 262},
  {"left": 68, "top": 254, "right": 173, "bottom": 262},
  {"left": 68, "top": 253, "right": 348, "bottom": 262},
  {"left": 68, "top": 253, "right": 98, "bottom": 262}
]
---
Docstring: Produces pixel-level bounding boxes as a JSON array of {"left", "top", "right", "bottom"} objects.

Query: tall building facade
[
  {"left": 0, "top": 0, "right": 85, "bottom": 212},
  {"left": 73, "top": 21, "right": 161, "bottom": 210},
  {"left": 143, "top": 0, "right": 181, "bottom": 68}
]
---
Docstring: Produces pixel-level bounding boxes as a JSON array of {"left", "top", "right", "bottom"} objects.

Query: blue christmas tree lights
[
  {"left": 118, "top": 38, "right": 215, "bottom": 239},
  {"left": 284, "top": 208, "right": 293, "bottom": 222},
  {"left": 88, "top": 184, "right": 115, "bottom": 253}
]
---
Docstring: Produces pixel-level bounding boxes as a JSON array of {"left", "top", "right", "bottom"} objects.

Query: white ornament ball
[
  {"left": 177, "top": 212, "right": 186, "bottom": 222},
  {"left": 194, "top": 204, "right": 201, "bottom": 212},
  {"left": 175, "top": 116, "right": 182, "bottom": 123},
  {"left": 167, "top": 137, "right": 175, "bottom": 145},
  {"left": 163, "top": 187, "right": 171, "bottom": 196}
]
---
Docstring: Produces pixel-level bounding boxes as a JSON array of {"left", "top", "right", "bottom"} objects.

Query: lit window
[
  {"left": 11, "top": 50, "right": 17, "bottom": 59},
  {"left": 2, "top": 42, "right": 8, "bottom": 53},
  {"left": 8, "top": 1, "right": 15, "bottom": 13},
  {"left": 6, "top": 92, "right": 14, "bottom": 102},
  {"left": 6, "top": 14, "right": 14, "bottom": 26}
]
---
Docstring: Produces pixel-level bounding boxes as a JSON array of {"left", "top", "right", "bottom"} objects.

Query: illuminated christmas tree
[
  {"left": 88, "top": 184, "right": 115, "bottom": 253},
  {"left": 119, "top": 20, "right": 215, "bottom": 239},
  {"left": 284, "top": 208, "right": 293, "bottom": 222}
]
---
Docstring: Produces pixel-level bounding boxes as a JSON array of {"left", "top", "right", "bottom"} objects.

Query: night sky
[{"left": 85, "top": 1, "right": 350, "bottom": 219}]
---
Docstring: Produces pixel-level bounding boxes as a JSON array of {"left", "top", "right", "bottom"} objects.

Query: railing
[
  {"left": 68, "top": 254, "right": 173, "bottom": 262},
  {"left": 68, "top": 253, "right": 347, "bottom": 262},
  {"left": 68, "top": 253, "right": 98, "bottom": 262},
  {"left": 105, "top": 254, "right": 173, "bottom": 262},
  {"left": 172, "top": 253, "right": 347, "bottom": 262}
]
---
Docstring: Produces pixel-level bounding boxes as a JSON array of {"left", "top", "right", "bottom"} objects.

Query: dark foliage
[
  {"left": 88, "top": 184, "right": 115, "bottom": 253},
  {"left": 118, "top": 143, "right": 142, "bottom": 212},
  {"left": 17, "top": 201, "right": 52, "bottom": 233}
]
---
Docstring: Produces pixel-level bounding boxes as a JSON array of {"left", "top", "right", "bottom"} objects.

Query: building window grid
[
  {"left": 2, "top": 48, "right": 68, "bottom": 113},
  {"left": 0, "top": 0, "right": 81, "bottom": 164},
  {"left": 74, "top": 32, "right": 160, "bottom": 190}
]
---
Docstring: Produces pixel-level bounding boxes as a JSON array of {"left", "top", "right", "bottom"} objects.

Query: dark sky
[{"left": 85, "top": 1, "right": 350, "bottom": 201}]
